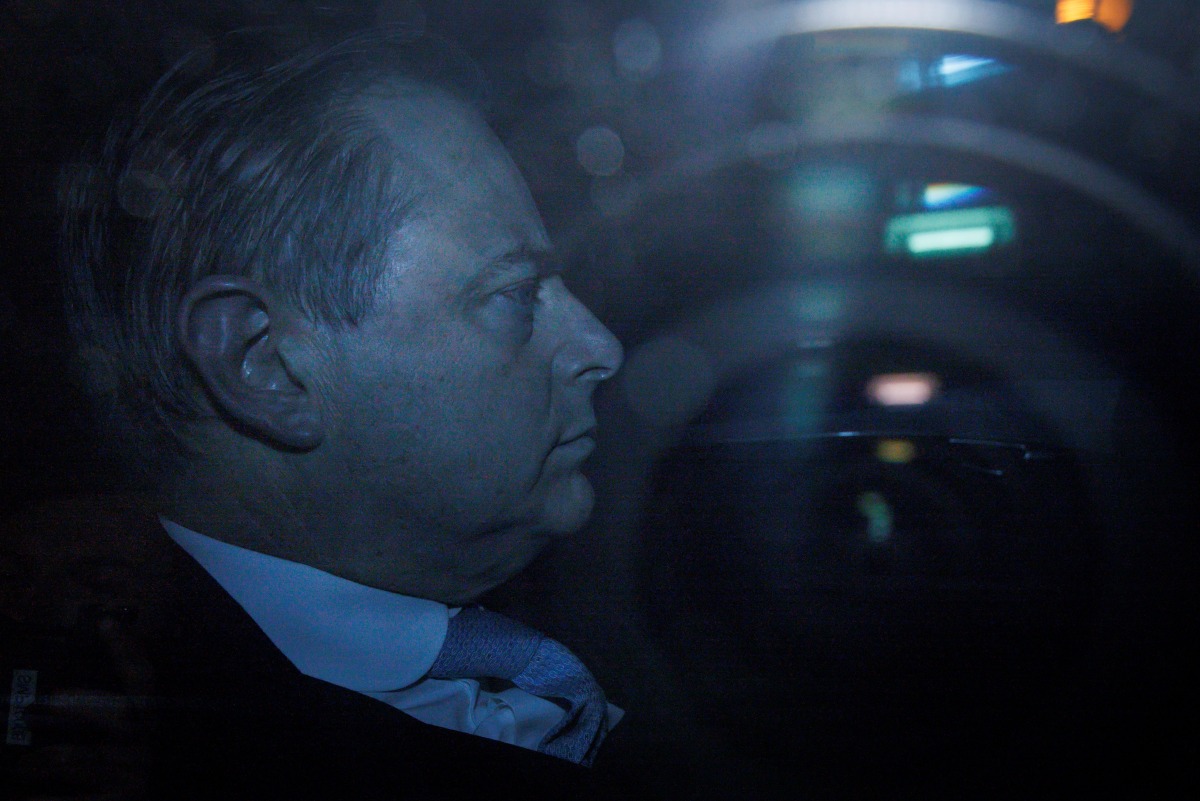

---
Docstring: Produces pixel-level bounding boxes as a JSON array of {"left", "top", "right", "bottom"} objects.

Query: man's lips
[
  {"left": 553, "top": 427, "right": 597, "bottom": 459},
  {"left": 558, "top": 424, "right": 595, "bottom": 444},
  {"left": 553, "top": 436, "right": 595, "bottom": 461}
]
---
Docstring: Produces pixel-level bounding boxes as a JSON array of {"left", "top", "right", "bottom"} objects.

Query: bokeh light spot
[
  {"left": 877, "top": 438, "right": 917, "bottom": 464},
  {"left": 613, "top": 18, "right": 662, "bottom": 79},
  {"left": 576, "top": 125, "right": 625, "bottom": 177}
]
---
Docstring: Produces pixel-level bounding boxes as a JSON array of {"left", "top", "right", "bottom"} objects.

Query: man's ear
[{"left": 178, "top": 275, "right": 323, "bottom": 450}]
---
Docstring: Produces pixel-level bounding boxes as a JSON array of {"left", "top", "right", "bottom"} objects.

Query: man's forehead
[
  {"left": 356, "top": 81, "right": 551, "bottom": 296},
  {"left": 357, "top": 80, "right": 494, "bottom": 166},
  {"left": 356, "top": 79, "right": 537, "bottom": 224}
]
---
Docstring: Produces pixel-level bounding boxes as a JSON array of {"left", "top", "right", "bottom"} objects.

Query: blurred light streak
[
  {"left": 877, "top": 439, "right": 918, "bottom": 464},
  {"left": 708, "top": 1, "right": 1021, "bottom": 52},
  {"left": 931, "top": 54, "right": 1011, "bottom": 86},
  {"left": 923, "top": 182, "right": 988, "bottom": 209},
  {"left": 867, "top": 373, "right": 940, "bottom": 406},
  {"left": 908, "top": 226, "right": 996, "bottom": 254},
  {"left": 936, "top": 54, "right": 992, "bottom": 78},
  {"left": 703, "top": 0, "right": 1199, "bottom": 120}
]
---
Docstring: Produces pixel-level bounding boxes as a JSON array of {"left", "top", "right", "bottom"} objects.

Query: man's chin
[
  {"left": 539, "top": 472, "right": 596, "bottom": 536},
  {"left": 433, "top": 475, "right": 596, "bottom": 604}
]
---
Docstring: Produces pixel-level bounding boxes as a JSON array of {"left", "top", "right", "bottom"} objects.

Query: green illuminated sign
[{"left": 884, "top": 205, "right": 1015, "bottom": 257}]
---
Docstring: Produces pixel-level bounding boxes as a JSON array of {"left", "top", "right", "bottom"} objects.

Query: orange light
[
  {"left": 1056, "top": 0, "right": 1133, "bottom": 33},
  {"left": 1095, "top": 0, "right": 1134, "bottom": 31},
  {"left": 1057, "top": 0, "right": 1096, "bottom": 24}
]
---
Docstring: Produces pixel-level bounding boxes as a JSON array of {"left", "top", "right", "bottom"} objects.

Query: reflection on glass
[
  {"left": 909, "top": 226, "right": 995, "bottom": 254},
  {"left": 884, "top": 206, "right": 1016, "bottom": 257},
  {"left": 855, "top": 490, "right": 894, "bottom": 544},
  {"left": 897, "top": 54, "right": 1012, "bottom": 92},
  {"left": 930, "top": 54, "right": 1011, "bottom": 87},
  {"left": 866, "top": 372, "right": 940, "bottom": 406},
  {"left": 877, "top": 438, "right": 918, "bottom": 465},
  {"left": 1056, "top": 0, "right": 1134, "bottom": 33},
  {"left": 922, "top": 182, "right": 990, "bottom": 210}
]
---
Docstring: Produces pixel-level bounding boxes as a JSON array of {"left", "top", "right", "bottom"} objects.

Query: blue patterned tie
[{"left": 427, "top": 605, "right": 610, "bottom": 766}]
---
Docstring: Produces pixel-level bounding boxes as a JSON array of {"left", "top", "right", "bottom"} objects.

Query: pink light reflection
[{"left": 866, "top": 372, "right": 940, "bottom": 406}]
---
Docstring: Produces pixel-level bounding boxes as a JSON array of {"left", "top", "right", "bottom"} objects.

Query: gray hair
[{"left": 60, "top": 31, "right": 486, "bottom": 464}]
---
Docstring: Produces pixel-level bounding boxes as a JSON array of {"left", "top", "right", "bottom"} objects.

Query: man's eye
[{"left": 501, "top": 279, "right": 542, "bottom": 309}]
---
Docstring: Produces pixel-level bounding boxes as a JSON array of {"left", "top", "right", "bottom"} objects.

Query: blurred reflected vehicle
[{"left": 557, "top": 1, "right": 1199, "bottom": 797}]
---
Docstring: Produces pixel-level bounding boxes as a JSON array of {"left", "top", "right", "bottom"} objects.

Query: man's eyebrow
[
  {"left": 494, "top": 245, "right": 561, "bottom": 276},
  {"left": 469, "top": 245, "right": 561, "bottom": 292}
]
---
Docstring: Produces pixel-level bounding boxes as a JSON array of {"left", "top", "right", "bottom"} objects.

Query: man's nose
[{"left": 547, "top": 279, "right": 623, "bottom": 386}]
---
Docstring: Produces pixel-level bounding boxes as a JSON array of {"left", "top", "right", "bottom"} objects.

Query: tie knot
[
  {"left": 428, "top": 605, "right": 542, "bottom": 681},
  {"left": 425, "top": 605, "right": 610, "bottom": 766}
]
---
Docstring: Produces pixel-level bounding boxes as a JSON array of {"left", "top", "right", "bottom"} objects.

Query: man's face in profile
[{"left": 297, "top": 86, "right": 622, "bottom": 604}]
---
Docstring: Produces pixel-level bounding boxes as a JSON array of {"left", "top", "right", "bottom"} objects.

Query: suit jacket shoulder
[{"left": 144, "top": 536, "right": 616, "bottom": 800}]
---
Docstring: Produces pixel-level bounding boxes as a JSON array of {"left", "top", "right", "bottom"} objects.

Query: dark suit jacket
[{"left": 134, "top": 537, "right": 629, "bottom": 801}]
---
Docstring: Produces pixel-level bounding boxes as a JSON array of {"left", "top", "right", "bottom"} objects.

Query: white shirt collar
[{"left": 161, "top": 518, "right": 449, "bottom": 693}]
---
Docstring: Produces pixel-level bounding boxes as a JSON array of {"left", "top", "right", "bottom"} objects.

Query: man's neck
[{"left": 161, "top": 447, "right": 313, "bottom": 562}]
